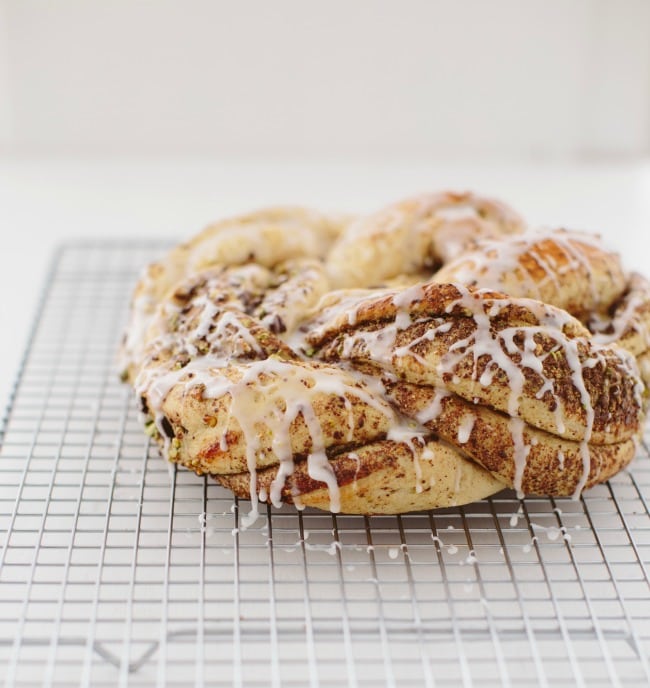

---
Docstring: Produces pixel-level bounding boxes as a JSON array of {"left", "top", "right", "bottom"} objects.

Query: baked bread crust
[{"left": 122, "top": 191, "right": 648, "bottom": 516}]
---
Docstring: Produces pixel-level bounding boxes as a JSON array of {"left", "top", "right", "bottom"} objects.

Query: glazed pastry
[{"left": 122, "top": 192, "right": 648, "bottom": 516}]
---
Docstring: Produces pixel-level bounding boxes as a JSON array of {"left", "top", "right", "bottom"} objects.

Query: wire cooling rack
[{"left": 1, "top": 242, "right": 650, "bottom": 688}]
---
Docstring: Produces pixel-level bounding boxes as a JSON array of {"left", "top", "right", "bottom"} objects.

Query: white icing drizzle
[
  {"left": 509, "top": 418, "right": 531, "bottom": 499},
  {"left": 310, "top": 288, "right": 393, "bottom": 331},
  {"left": 391, "top": 286, "right": 631, "bottom": 496},
  {"left": 241, "top": 504, "right": 261, "bottom": 529},
  {"left": 327, "top": 191, "right": 524, "bottom": 287},
  {"left": 394, "top": 321, "right": 452, "bottom": 366},
  {"left": 457, "top": 414, "right": 475, "bottom": 444},
  {"left": 128, "top": 202, "right": 647, "bottom": 514},
  {"left": 137, "top": 352, "right": 399, "bottom": 514},
  {"left": 386, "top": 420, "right": 432, "bottom": 493},
  {"left": 436, "top": 228, "right": 607, "bottom": 310},
  {"left": 342, "top": 323, "right": 400, "bottom": 365},
  {"left": 193, "top": 295, "right": 221, "bottom": 339},
  {"left": 394, "top": 310, "right": 412, "bottom": 330},
  {"left": 591, "top": 278, "right": 650, "bottom": 351},
  {"left": 302, "top": 409, "right": 341, "bottom": 513},
  {"left": 258, "top": 260, "right": 329, "bottom": 335},
  {"left": 270, "top": 458, "right": 295, "bottom": 508},
  {"left": 347, "top": 452, "right": 362, "bottom": 484},
  {"left": 191, "top": 307, "right": 264, "bottom": 358},
  {"left": 317, "top": 279, "right": 633, "bottom": 497},
  {"left": 392, "top": 283, "right": 426, "bottom": 310},
  {"left": 415, "top": 388, "right": 450, "bottom": 424},
  {"left": 436, "top": 286, "right": 604, "bottom": 496}
]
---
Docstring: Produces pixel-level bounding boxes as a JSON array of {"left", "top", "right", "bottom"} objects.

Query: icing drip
[
  {"left": 320, "top": 279, "right": 635, "bottom": 498},
  {"left": 415, "top": 388, "right": 450, "bottom": 424},
  {"left": 125, "top": 196, "right": 647, "bottom": 514},
  {"left": 392, "top": 283, "right": 426, "bottom": 310},
  {"left": 342, "top": 323, "right": 400, "bottom": 365},
  {"left": 386, "top": 420, "right": 432, "bottom": 493},
  {"left": 195, "top": 308, "right": 264, "bottom": 358},
  {"left": 394, "top": 285, "right": 625, "bottom": 496},
  {"left": 436, "top": 287, "right": 599, "bottom": 496},
  {"left": 591, "top": 278, "right": 650, "bottom": 352},
  {"left": 347, "top": 452, "right": 362, "bottom": 484},
  {"left": 394, "top": 310, "right": 413, "bottom": 330},
  {"left": 509, "top": 417, "right": 531, "bottom": 499},
  {"left": 300, "top": 403, "right": 341, "bottom": 513},
  {"left": 436, "top": 229, "right": 607, "bottom": 308},
  {"left": 457, "top": 414, "right": 475, "bottom": 444},
  {"left": 312, "top": 289, "right": 393, "bottom": 330},
  {"left": 137, "top": 353, "right": 398, "bottom": 513},
  {"left": 258, "top": 261, "right": 329, "bottom": 335},
  {"left": 193, "top": 295, "right": 221, "bottom": 340}
]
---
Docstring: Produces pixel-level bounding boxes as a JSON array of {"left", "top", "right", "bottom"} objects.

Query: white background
[
  {"left": 2, "top": 0, "right": 650, "bottom": 159},
  {"left": 1, "top": 0, "right": 650, "bottom": 413}
]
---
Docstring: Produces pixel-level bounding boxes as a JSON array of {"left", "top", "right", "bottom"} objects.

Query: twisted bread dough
[
  {"left": 326, "top": 191, "right": 525, "bottom": 288},
  {"left": 434, "top": 229, "right": 650, "bottom": 388},
  {"left": 120, "top": 207, "right": 345, "bottom": 380},
  {"left": 122, "top": 191, "right": 648, "bottom": 516}
]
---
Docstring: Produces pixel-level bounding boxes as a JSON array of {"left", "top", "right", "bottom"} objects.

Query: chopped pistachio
[
  {"left": 144, "top": 420, "right": 160, "bottom": 439},
  {"left": 168, "top": 438, "right": 182, "bottom": 459}
]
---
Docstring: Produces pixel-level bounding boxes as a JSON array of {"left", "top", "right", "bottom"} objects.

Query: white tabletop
[{"left": 1, "top": 156, "right": 650, "bottom": 418}]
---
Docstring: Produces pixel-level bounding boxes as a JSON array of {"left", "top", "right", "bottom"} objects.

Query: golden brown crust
[
  {"left": 386, "top": 383, "right": 637, "bottom": 496},
  {"left": 123, "top": 193, "right": 649, "bottom": 515},
  {"left": 154, "top": 361, "right": 397, "bottom": 475},
  {"left": 433, "top": 230, "right": 627, "bottom": 323},
  {"left": 121, "top": 208, "right": 346, "bottom": 379},
  {"left": 326, "top": 191, "right": 526, "bottom": 288},
  {"left": 216, "top": 439, "right": 507, "bottom": 514},
  {"left": 306, "top": 283, "right": 642, "bottom": 444}
]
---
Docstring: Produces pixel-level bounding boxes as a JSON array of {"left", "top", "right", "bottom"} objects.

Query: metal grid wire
[{"left": 1, "top": 242, "right": 650, "bottom": 687}]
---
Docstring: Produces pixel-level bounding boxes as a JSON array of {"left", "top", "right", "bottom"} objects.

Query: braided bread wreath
[{"left": 121, "top": 192, "right": 650, "bottom": 521}]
